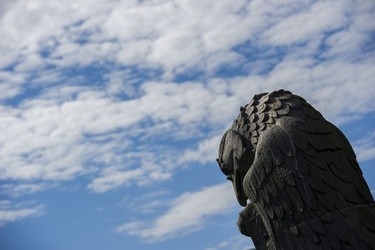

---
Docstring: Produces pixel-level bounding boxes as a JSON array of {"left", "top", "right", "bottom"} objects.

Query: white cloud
[
  {"left": 88, "top": 168, "right": 145, "bottom": 193},
  {"left": 181, "top": 135, "right": 222, "bottom": 164},
  {"left": 106, "top": 190, "right": 171, "bottom": 215},
  {"left": 1, "top": 183, "right": 48, "bottom": 197},
  {"left": 0, "top": 207, "right": 42, "bottom": 225},
  {"left": 0, "top": 71, "right": 26, "bottom": 100},
  {"left": 358, "top": 147, "right": 375, "bottom": 162},
  {"left": 116, "top": 182, "right": 236, "bottom": 242},
  {"left": 0, "top": 0, "right": 372, "bottom": 77},
  {"left": 0, "top": 63, "right": 374, "bottom": 188},
  {"left": 354, "top": 131, "right": 375, "bottom": 162},
  {"left": 228, "top": 57, "right": 375, "bottom": 124},
  {"left": 0, "top": 0, "right": 115, "bottom": 49},
  {"left": 0, "top": 201, "right": 43, "bottom": 226},
  {"left": 262, "top": 0, "right": 349, "bottom": 46},
  {"left": 206, "top": 235, "right": 254, "bottom": 250},
  {"left": 87, "top": 147, "right": 178, "bottom": 193},
  {"left": 0, "top": 80, "right": 246, "bottom": 188},
  {"left": 14, "top": 53, "right": 46, "bottom": 72}
]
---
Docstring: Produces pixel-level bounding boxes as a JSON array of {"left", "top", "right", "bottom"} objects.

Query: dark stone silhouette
[{"left": 217, "top": 90, "right": 375, "bottom": 249}]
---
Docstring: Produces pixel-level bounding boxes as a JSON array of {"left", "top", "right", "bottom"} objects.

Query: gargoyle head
[{"left": 217, "top": 129, "right": 255, "bottom": 207}]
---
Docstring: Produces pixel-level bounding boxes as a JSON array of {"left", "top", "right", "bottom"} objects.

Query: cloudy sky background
[{"left": 0, "top": 0, "right": 374, "bottom": 249}]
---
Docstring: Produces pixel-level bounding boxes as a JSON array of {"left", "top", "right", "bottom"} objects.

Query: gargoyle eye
[{"left": 218, "top": 150, "right": 234, "bottom": 176}]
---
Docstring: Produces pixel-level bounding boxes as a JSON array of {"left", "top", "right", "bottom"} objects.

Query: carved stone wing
[{"left": 242, "top": 102, "right": 375, "bottom": 249}]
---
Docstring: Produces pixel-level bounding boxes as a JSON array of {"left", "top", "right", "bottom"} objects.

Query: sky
[{"left": 0, "top": 0, "right": 374, "bottom": 249}]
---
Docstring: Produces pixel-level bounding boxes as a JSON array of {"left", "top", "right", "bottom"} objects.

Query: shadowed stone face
[{"left": 217, "top": 129, "right": 254, "bottom": 207}]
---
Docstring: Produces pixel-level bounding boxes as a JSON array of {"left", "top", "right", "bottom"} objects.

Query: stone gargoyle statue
[{"left": 217, "top": 90, "right": 375, "bottom": 249}]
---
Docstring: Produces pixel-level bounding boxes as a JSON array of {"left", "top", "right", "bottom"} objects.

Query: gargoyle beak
[{"left": 232, "top": 167, "right": 247, "bottom": 207}]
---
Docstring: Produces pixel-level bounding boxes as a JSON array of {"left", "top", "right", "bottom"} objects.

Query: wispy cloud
[
  {"left": 116, "top": 183, "right": 236, "bottom": 242},
  {"left": 0, "top": 200, "right": 44, "bottom": 226},
  {"left": 0, "top": 183, "right": 48, "bottom": 198},
  {"left": 0, "top": 81, "right": 248, "bottom": 189},
  {"left": 354, "top": 131, "right": 375, "bottom": 162},
  {"left": 262, "top": 1, "right": 348, "bottom": 46},
  {"left": 1, "top": 0, "right": 372, "bottom": 80},
  {"left": 181, "top": 135, "right": 222, "bottom": 164},
  {"left": 205, "top": 235, "right": 254, "bottom": 250}
]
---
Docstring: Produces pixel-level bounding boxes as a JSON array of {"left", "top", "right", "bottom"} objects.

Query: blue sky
[{"left": 0, "top": 0, "right": 374, "bottom": 249}]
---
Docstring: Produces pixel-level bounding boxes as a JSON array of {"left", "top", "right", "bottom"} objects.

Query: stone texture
[{"left": 217, "top": 90, "right": 375, "bottom": 249}]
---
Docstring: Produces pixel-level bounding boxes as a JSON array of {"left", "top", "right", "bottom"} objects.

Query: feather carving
[{"left": 217, "top": 90, "right": 375, "bottom": 249}]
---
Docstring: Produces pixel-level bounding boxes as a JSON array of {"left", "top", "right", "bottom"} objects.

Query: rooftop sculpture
[{"left": 217, "top": 90, "right": 375, "bottom": 249}]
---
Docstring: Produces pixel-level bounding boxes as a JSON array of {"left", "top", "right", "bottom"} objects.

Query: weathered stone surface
[{"left": 217, "top": 90, "right": 375, "bottom": 249}]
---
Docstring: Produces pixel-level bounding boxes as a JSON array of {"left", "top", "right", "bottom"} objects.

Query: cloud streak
[
  {"left": 116, "top": 183, "right": 236, "bottom": 242},
  {"left": 0, "top": 200, "right": 44, "bottom": 226},
  {"left": 354, "top": 131, "right": 375, "bottom": 162}
]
